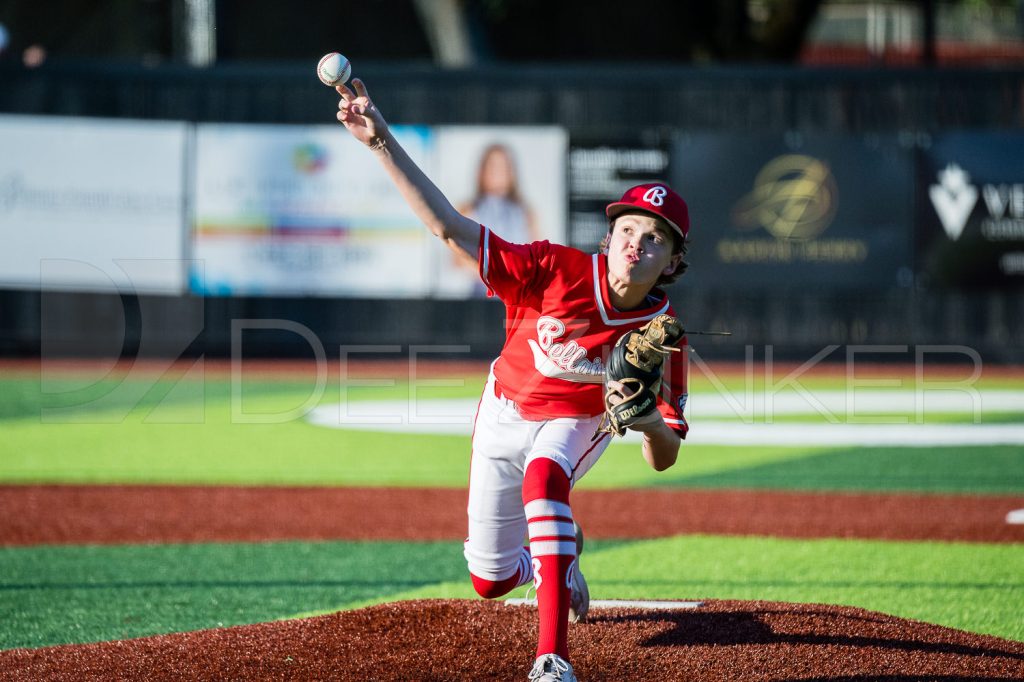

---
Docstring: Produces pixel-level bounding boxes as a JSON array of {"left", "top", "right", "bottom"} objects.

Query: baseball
[{"left": 317, "top": 52, "right": 351, "bottom": 87}]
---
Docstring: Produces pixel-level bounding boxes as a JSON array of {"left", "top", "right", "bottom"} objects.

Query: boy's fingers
[
  {"left": 336, "top": 83, "right": 355, "bottom": 100},
  {"left": 352, "top": 78, "right": 369, "bottom": 99}
]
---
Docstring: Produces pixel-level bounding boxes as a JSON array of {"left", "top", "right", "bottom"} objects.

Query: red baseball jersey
[{"left": 477, "top": 226, "right": 689, "bottom": 437}]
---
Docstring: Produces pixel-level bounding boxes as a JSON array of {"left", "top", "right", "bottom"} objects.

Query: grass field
[{"left": 1, "top": 364, "right": 1022, "bottom": 650}]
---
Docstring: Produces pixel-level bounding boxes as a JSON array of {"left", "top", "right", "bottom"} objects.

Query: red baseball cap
[{"left": 605, "top": 183, "right": 690, "bottom": 239}]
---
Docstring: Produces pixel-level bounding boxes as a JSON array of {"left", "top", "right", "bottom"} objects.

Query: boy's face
[{"left": 606, "top": 211, "right": 680, "bottom": 289}]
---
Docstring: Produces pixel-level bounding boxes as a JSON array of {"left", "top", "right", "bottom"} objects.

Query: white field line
[
  {"left": 504, "top": 598, "right": 704, "bottom": 610},
  {"left": 684, "top": 389, "right": 1024, "bottom": 419},
  {"left": 679, "top": 422, "right": 1024, "bottom": 446},
  {"left": 305, "top": 390, "right": 1024, "bottom": 446}
]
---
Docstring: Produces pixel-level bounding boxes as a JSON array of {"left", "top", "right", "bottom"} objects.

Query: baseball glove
[{"left": 599, "top": 314, "right": 685, "bottom": 437}]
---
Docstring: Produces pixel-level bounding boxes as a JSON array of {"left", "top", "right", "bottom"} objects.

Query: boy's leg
[
  {"left": 464, "top": 379, "right": 536, "bottom": 598},
  {"left": 465, "top": 443, "right": 535, "bottom": 597},
  {"left": 524, "top": 418, "right": 612, "bottom": 662},
  {"left": 522, "top": 456, "right": 575, "bottom": 661}
]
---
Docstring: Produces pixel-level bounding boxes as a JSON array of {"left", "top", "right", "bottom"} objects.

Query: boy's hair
[{"left": 599, "top": 213, "right": 690, "bottom": 287}]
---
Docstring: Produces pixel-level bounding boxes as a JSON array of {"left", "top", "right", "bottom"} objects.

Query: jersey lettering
[{"left": 527, "top": 316, "right": 606, "bottom": 383}]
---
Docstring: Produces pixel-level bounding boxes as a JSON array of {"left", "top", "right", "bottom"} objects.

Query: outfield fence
[{"left": 1, "top": 62, "right": 1022, "bottom": 361}]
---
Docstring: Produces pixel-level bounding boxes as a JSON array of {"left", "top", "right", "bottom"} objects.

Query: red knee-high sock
[{"left": 522, "top": 457, "right": 575, "bottom": 661}]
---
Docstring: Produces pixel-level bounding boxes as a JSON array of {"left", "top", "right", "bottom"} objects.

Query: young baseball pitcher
[{"left": 334, "top": 79, "right": 690, "bottom": 682}]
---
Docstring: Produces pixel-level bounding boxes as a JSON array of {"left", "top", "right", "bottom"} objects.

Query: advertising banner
[
  {"left": 0, "top": 114, "right": 188, "bottom": 294},
  {"left": 430, "top": 126, "right": 568, "bottom": 298},
  {"left": 191, "top": 123, "right": 434, "bottom": 297},
  {"left": 673, "top": 133, "right": 914, "bottom": 290},
  {"left": 568, "top": 138, "right": 672, "bottom": 252},
  {"left": 917, "top": 132, "right": 1024, "bottom": 289}
]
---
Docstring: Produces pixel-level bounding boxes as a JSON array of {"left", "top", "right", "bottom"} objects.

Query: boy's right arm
[{"left": 335, "top": 79, "right": 480, "bottom": 260}]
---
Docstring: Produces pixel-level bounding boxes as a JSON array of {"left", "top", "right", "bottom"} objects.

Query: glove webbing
[{"left": 624, "top": 332, "right": 682, "bottom": 373}]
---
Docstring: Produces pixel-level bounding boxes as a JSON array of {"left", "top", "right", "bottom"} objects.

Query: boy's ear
[{"left": 664, "top": 252, "right": 683, "bottom": 275}]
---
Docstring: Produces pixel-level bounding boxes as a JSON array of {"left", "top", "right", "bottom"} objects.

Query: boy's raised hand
[{"left": 336, "top": 79, "right": 388, "bottom": 148}]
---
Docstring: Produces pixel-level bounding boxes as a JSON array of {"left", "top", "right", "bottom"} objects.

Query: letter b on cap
[{"left": 643, "top": 186, "right": 667, "bottom": 206}]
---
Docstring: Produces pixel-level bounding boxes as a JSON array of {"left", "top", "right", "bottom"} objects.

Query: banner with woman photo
[{"left": 430, "top": 126, "right": 568, "bottom": 299}]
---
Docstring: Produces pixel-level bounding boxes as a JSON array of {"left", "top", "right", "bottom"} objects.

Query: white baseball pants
[{"left": 463, "top": 369, "right": 612, "bottom": 582}]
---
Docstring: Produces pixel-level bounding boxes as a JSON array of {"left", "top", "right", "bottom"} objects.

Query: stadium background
[
  {"left": 1, "top": 1, "right": 1023, "bottom": 678},
  {"left": 0, "top": 0, "right": 1022, "bottom": 360}
]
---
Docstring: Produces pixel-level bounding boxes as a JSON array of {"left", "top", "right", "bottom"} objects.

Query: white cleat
[
  {"left": 528, "top": 653, "right": 577, "bottom": 682},
  {"left": 568, "top": 521, "right": 589, "bottom": 623}
]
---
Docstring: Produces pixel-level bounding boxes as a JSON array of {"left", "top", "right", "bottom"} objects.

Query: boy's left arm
[
  {"left": 631, "top": 415, "right": 680, "bottom": 471},
  {"left": 636, "top": 341, "right": 689, "bottom": 471},
  {"left": 657, "top": 338, "right": 690, "bottom": 439}
]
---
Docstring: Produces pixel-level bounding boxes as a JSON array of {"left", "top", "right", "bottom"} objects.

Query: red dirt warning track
[
  {"left": 1, "top": 484, "right": 1022, "bottom": 545},
  {"left": 2, "top": 599, "right": 1023, "bottom": 681}
]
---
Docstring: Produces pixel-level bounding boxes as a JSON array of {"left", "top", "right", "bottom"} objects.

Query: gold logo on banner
[
  {"left": 717, "top": 153, "right": 867, "bottom": 264},
  {"left": 731, "top": 154, "right": 838, "bottom": 240}
]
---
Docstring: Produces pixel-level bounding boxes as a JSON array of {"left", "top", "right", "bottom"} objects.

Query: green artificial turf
[
  {"left": 0, "top": 540, "right": 464, "bottom": 650},
  {"left": 5, "top": 408, "right": 1023, "bottom": 494},
  {"left": 640, "top": 445, "right": 1024, "bottom": 494},
  {"left": 585, "top": 535, "right": 1024, "bottom": 643},
  {"left": 752, "top": 411, "right": 1024, "bottom": 424},
  {"left": 2, "top": 373, "right": 1023, "bottom": 493},
  {"left": 1, "top": 369, "right": 1022, "bottom": 652},
  {"left": 265, "top": 535, "right": 1024, "bottom": 644},
  {"left": 1, "top": 535, "right": 1021, "bottom": 650}
]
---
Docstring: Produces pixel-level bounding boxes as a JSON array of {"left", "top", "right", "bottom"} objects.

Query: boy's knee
[
  {"left": 471, "top": 572, "right": 516, "bottom": 599},
  {"left": 523, "top": 456, "right": 570, "bottom": 502}
]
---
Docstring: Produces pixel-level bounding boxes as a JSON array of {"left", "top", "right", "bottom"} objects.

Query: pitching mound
[{"left": 2, "top": 599, "right": 1023, "bottom": 681}]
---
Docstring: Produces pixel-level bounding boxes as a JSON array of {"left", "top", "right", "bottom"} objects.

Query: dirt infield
[
  {"left": 2, "top": 484, "right": 1022, "bottom": 546},
  {"left": 2, "top": 485, "right": 1023, "bottom": 679},
  {"left": 2, "top": 599, "right": 1022, "bottom": 681}
]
